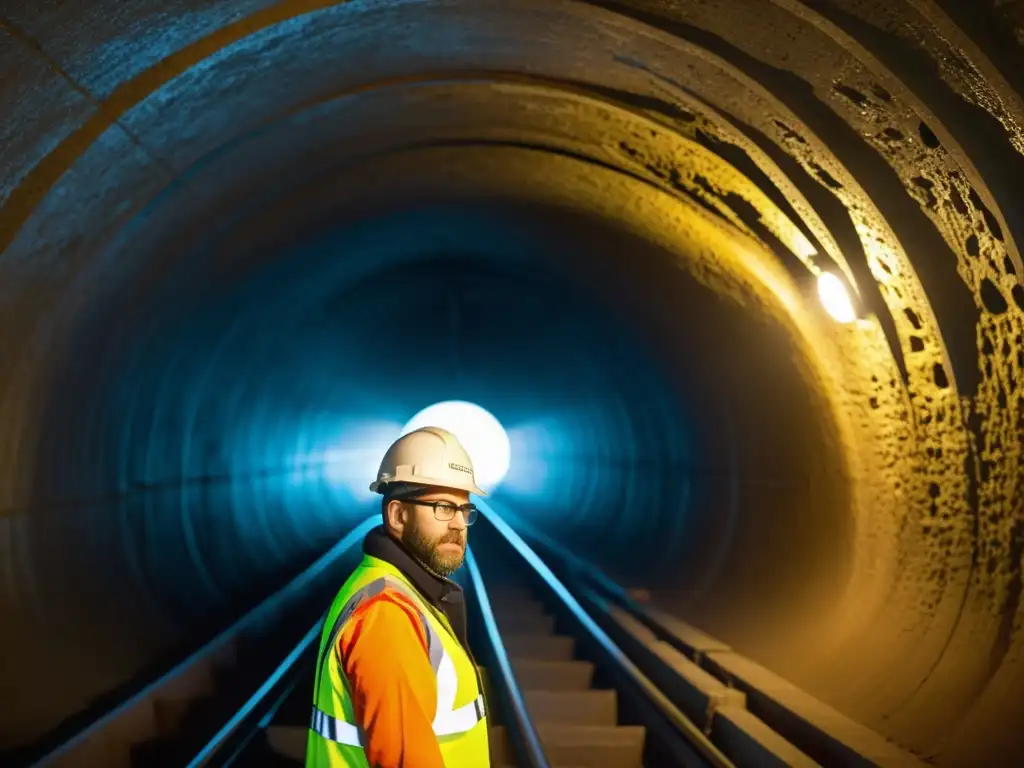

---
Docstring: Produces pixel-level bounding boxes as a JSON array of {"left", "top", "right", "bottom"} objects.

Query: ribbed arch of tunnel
[
  {"left": 2, "top": 0, "right": 1023, "bottom": 764},
  {"left": 28, "top": 205, "right": 712, "bottom": 598},
  {"left": 12, "top": 164, "right": 854, "bottom": 754}
]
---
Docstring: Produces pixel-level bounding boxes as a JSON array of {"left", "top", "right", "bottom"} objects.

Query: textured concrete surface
[
  {"left": 0, "top": 23, "right": 96, "bottom": 209},
  {"left": 3, "top": 1, "right": 283, "bottom": 97},
  {"left": 1, "top": 0, "right": 1022, "bottom": 763}
]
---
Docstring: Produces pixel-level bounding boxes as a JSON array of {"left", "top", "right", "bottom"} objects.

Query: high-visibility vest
[{"left": 305, "top": 554, "right": 490, "bottom": 767}]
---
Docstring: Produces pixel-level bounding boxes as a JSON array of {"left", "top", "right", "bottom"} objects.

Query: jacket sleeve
[{"left": 336, "top": 589, "right": 444, "bottom": 768}]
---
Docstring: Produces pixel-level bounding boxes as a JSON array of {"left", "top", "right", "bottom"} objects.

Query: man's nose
[{"left": 448, "top": 513, "right": 468, "bottom": 531}]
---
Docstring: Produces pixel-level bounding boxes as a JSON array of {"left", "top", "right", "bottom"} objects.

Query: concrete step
[
  {"left": 491, "top": 723, "right": 646, "bottom": 768},
  {"left": 712, "top": 706, "right": 820, "bottom": 767},
  {"left": 494, "top": 610, "right": 556, "bottom": 634},
  {"left": 267, "top": 726, "right": 306, "bottom": 762},
  {"left": 524, "top": 689, "right": 618, "bottom": 726},
  {"left": 491, "top": 725, "right": 512, "bottom": 765},
  {"left": 490, "top": 596, "right": 548, "bottom": 616},
  {"left": 513, "top": 659, "right": 594, "bottom": 690},
  {"left": 502, "top": 633, "right": 575, "bottom": 661},
  {"left": 152, "top": 661, "right": 216, "bottom": 736},
  {"left": 538, "top": 724, "right": 646, "bottom": 768},
  {"left": 244, "top": 731, "right": 303, "bottom": 765},
  {"left": 602, "top": 605, "right": 746, "bottom": 730},
  {"left": 279, "top": 721, "right": 645, "bottom": 768},
  {"left": 701, "top": 651, "right": 929, "bottom": 767},
  {"left": 487, "top": 587, "right": 538, "bottom": 604}
]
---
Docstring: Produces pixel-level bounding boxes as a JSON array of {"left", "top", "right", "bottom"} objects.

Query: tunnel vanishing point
[{"left": 2, "top": 0, "right": 1023, "bottom": 764}]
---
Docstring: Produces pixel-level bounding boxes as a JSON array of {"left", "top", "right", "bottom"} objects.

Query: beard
[{"left": 402, "top": 522, "right": 466, "bottom": 577}]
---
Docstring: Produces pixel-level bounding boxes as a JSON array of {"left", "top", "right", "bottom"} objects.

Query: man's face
[{"left": 388, "top": 488, "right": 472, "bottom": 576}]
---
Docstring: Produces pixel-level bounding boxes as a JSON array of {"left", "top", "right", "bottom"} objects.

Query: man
[{"left": 306, "top": 426, "right": 491, "bottom": 767}]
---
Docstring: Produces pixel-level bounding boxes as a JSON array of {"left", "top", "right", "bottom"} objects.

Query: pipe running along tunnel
[{"left": 1, "top": 0, "right": 1023, "bottom": 764}]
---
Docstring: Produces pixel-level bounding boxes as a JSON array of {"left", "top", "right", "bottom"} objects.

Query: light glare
[
  {"left": 323, "top": 420, "right": 406, "bottom": 500},
  {"left": 817, "top": 272, "right": 857, "bottom": 323},
  {"left": 402, "top": 400, "right": 511, "bottom": 490}
]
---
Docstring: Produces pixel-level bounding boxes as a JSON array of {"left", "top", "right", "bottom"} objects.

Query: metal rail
[
  {"left": 464, "top": 546, "right": 550, "bottom": 768},
  {"left": 190, "top": 528, "right": 556, "bottom": 768},
  {"left": 186, "top": 516, "right": 383, "bottom": 766},
  {"left": 193, "top": 523, "right": 556, "bottom": 767},
  {"left": 30, "top": 515, "right": 378, "bottom": 768},
  {"left": 32, "top": 505, "right": 740, "bottom": 768},
  {"left": 514, "top": 522, "right": 884, "bottom": 768},
  {"left": 188, "top": 622, "right": 321, "bottom": 767},
  {"left": 512, "top": 513, "right": 642, "bottom": 609},
  {"left": 478, "top": 501, "right": 735, "bottom": 768}
]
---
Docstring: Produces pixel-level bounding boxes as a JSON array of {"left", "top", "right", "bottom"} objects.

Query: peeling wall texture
[{"left": 1, "top": 0, "right": 1022, "bottom": 764}]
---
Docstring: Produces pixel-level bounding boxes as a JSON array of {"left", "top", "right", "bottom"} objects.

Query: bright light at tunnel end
[
  {"left": 817, "top": 272, "right": 858, "bottom": 324},
  {"left": 402, "top": 400, "right": 511, "bottom": 491}
]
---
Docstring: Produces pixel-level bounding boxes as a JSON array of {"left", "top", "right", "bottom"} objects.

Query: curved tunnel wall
[{"left": 1, "top": 0, "right": 1023, "bottom": 764}]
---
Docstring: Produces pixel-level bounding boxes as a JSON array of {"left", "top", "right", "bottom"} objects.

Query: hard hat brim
[{"left": 370, "top": 478, "right": 488, "bottom": 497}]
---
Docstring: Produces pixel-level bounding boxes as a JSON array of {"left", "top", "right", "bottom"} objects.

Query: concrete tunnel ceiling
[{"left": 1, "top": 0, "right": 1023, "bottom": 763}]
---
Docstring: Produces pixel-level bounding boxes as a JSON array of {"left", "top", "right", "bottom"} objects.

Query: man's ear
[{"left": 385, "top": 499, "right": 407, "bottom": 535}]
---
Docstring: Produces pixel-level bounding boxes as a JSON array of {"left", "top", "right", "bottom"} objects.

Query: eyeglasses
[{"left": 403, "top": 499, "right": 479, "bottom": 526}]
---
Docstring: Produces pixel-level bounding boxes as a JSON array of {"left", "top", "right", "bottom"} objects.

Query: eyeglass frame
[{"left": 401, "top": 498, "right": 479, "bottom": 526}]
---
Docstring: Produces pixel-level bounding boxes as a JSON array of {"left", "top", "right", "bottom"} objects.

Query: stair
[
  {"left": 246, "top": 669, "right": 313, "bottom": 764},
  {"left": 128, "top": 637, "right": 269, "bottom": 767},
  {"left": 489, "top": 588, "right": 646, "bottom": 768},
  {"left": 130, "top": 617, "right": 322, "bottom": 768}
]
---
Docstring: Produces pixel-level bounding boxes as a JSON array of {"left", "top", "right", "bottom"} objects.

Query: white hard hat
[{"left": 370, "top": 426, "right": 488, "bottom": 496}]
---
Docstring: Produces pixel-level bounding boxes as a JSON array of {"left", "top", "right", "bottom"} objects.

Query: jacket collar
[{"left": 362, "top": 524, "right": 464, "bottom": 610}]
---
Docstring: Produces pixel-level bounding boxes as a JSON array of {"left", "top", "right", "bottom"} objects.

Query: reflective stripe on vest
[
  {"left": 309, "top": 575, "right": 486, "bottom": 745},
  {"left": 311, "top": 695, "right": 486, "bottom": 746}
]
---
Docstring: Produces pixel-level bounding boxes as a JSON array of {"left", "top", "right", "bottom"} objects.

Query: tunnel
[{"left": 2, "top": 0, "right": 1023, "bottom": 764}]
